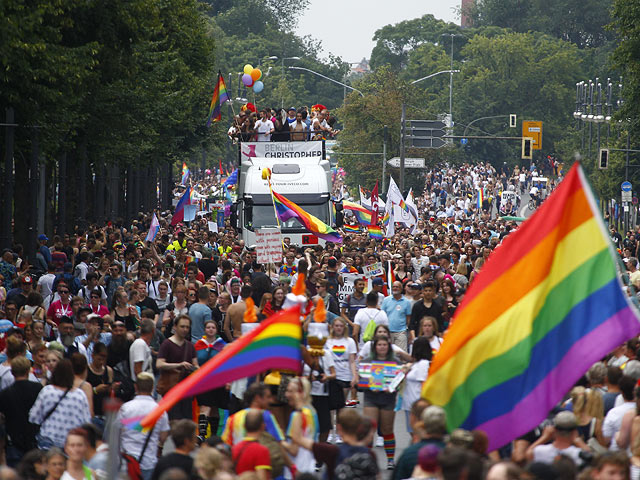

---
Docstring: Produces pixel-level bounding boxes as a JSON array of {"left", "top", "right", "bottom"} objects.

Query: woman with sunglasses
[
  {"left": 46, "top": 283, "right": 73, "bottom": 332},
  {"left": 88, "top": 289, "right": 109, "bottom": 318}
]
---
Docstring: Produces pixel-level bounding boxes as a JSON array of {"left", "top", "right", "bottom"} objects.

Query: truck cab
[{"left": 232, "top": 141, "right": 335, "bottom": 247}]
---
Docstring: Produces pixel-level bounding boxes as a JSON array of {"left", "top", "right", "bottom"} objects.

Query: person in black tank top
[{"left": 86, "top": 343, "right": 113, "bottom": 419}]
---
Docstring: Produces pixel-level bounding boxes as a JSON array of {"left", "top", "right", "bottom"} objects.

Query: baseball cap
[
  {"left": 38, "top": 234, "right": 48, "bottom": 241},
  {"left": 21, "top": 275, "right": 33, "bottom": 284},
  {"left": 372, "top": 277, "right": 384, "bottom": 286},
  {"left": 288, "top": 106, "right": 296, "bottom": 112},
  {"left": 230, "top": 278, "right": 242, "bottom": 285},
  {"left": 408, "top": 282, "right": 422, "bottom": 289}
]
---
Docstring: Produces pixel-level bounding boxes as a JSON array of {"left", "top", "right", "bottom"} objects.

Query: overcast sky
[{"left": 296, "top": 0, "right": 461, "bottom": 63}]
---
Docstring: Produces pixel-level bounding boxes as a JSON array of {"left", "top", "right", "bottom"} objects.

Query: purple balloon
[{"left": 242, "top": 73, "right": 253, "bottom": 87}]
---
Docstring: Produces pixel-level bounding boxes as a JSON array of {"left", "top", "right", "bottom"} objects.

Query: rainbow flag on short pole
[
  {"left": 129, "top": 306, "right": 303, "bottom": 431},
  {"left": 272, "top": 190, "right": 342, "bottom": 243},
  {"left": 342, "top": 200, "right": 373, "bottom": 225},
  {"left": 367, "top": 225, "right": 383, "bottom": 239},
  {"left": 422, "top": 163, "right": 640, "bottom": 451},
  {"left": 476, "top": 187, "right": 484, "bottom": 210},
  {"left": 343, "top": 224, "right": 361, "bottom": 233},
  {"left": 206, "top": 71, "right": 230, "bottom": 127}
]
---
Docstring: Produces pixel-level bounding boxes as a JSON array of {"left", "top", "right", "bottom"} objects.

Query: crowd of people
[
  {"left": 0, "top": 157, "right": 637, "bottom": 480},
  {"left": 227, "top": 105, "right": 339, "bottom": 143}
]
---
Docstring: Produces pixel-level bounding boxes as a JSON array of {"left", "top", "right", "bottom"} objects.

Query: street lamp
[
  {"left": 288, "top": 66, "right": 365, "bottom": 97},
  {"left": 281, "top": 56, "right": 300, "bottom": 76},
  {"left": 441, "top": 33, "right": 464, "bottom": 129},
  {"left": 410, "top": 69, "right": 460, "bottom": 85}
]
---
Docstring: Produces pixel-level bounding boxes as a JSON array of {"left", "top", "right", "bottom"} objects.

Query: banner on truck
[{"left": 241, "top": 141, "right": 323, "bottom": 159}]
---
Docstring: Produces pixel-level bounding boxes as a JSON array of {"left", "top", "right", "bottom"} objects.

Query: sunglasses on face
[{"left": 60, "top": 290, "right": 70, "bottom": 294}]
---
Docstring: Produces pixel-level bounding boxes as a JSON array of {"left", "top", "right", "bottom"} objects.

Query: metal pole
[
  {"left": 58, "top": 152, "right": 67, "bottom": 235},
  {"left": 28, "top": 128, "right": 39, "bottom": 264},
  {"left": 382, "top": 125, "right": 388, "bottom": 193},
  {"left": 449, "top": 36, "right": 454, "bottom": 123},
  {"left": 1, "top": 107, "right": 15, "bottom": 249},
  {"left": 400, "top": 103, "right": 406, "bottom": 192}
]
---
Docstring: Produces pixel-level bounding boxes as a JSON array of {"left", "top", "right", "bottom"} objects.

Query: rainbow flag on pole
[
  {"left": 171, "top": 187, "right": 191, "bottom": 225},
  {"left": 272, "top": 190, "right": 342, "bottom": 243},
  {"left": 342, "top": 200, "right": 373, "bottom": 225},
  {"left": 132, "top": 306, "right": 303, "bottom": 431},
  {"left": 422, "top": 163, "right": 640, "bottom": 451},
  {"left": 206, "top": 71, "right": 230, "bottom": 127},
  {"left": 367, "top": 225, "right": 383, "bottom": 239},
  {"left": 477, "top": 187, "right": 484, "bottom": 210},
  {"left": 343, "top": 224, "right": 361, "bottom": 233},
  {"left": 181, "top": 162, "right": 190, "bottom": 186}
]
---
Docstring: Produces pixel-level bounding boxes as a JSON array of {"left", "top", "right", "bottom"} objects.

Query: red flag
[
  {"left": 370, "top": 181, "right": 379, "bottom": 225},
  {"left": 219, "top": 159, "right": 224, "bottom": 176}
]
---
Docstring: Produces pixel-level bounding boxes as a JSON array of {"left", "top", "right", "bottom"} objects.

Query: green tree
[{"left": 469, "top": 0, "right": 614, "bottom": 48}]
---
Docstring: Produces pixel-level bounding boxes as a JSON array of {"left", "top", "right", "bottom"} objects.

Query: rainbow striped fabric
[
  {"left": 222, "top": 409, "right": 285, "bottom": 445},
  {"left": 477, "top": 187, "right": 484, "bottom": 209},
  {"left": 272, "top": 190, "right": 342, "bottom": 243},
  {"left": 368, "top": 225, "right": 383, "bottom": 239},
  {"left": 342, "top": 200, "right": 373, "bottom": 225},
  {"left": 170, "top": 187, "right": 191, "bottom": 225},
  {"left": 343, "top": 224, "right": 360, "bottom": 233},
  {"left": 134, "top": 307, "right": 303, "bottom": 431},
  {"left": 422, "top": 163, "right": 640, "bottom": 451},
  {"left": 206, "top": 72, "right": 230, "bottom": 127},
  {"left": 181, "top": 162, "right": 190, "bottom": 186}
]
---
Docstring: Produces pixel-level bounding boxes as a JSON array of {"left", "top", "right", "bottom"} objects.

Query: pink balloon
[{"left": 242, "top": 73, "right": 253, "bottom": 87}]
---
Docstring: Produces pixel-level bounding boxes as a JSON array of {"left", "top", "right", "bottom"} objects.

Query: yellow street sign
[{"left": 522, "top": 121, "right": 542, "bottom": 150}]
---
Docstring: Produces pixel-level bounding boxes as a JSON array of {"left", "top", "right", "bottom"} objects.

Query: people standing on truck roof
[{"left": 255, "top": 109, "right": 275, "bottom": 142}]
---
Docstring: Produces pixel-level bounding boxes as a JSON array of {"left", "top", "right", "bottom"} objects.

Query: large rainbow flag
[
  {"left": 133, "top": 306, "right": 303, "bottom": 431},
  {"left": 181, "top": 162, "right": 190, "bottom": 186},
  {"left": 343, "top": 200, "right": 373, "bottom": 225},
  {"left": 422, "top": 163, "right": 640, "bottom": 451},
  {"left": 170, "top": 187, "right": 192, "bottom": 225},
  {"left": 272, "top": 190, "right": 342, "bottom": 243},
  {"left": 206, "top": 71, "right": 230, "bottom": 127}
]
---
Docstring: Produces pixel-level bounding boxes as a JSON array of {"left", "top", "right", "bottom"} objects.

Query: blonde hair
[
  {"left": 194, "top": 446, "right": 224, "bottom": 479},
  {"left": 570, "top": 386, "right": 604, "bottom": 420},
  {"left": 330, "top": 317, "right": 348, "bottom": 339}
]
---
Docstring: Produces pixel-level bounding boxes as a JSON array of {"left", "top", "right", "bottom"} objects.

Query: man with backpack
[{"left": 352, "top": 292, "right": 388, "bottom": 348}]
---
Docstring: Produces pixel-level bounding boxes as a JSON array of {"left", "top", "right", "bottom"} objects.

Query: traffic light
[
  {"left": 521, "top": 137, "right": 533, "bottom": 160},
  {"left": 509, "top": 114, "right": 517, "bottom": 128},
  {"left": 599, "top": 148, "right": 609, "bottom": 170}
]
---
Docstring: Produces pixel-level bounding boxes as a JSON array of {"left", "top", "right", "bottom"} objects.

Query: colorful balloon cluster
[{"left": 242, "top": 64, "right": 264, "bottom": 93}]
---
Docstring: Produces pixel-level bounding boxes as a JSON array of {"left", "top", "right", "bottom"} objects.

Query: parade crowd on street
[{"left": 1, "top": 156, "right": 639, "bottom": 480}]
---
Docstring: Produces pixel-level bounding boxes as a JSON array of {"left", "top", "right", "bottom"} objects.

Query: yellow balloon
[{"left": 243, "top": 64, "right": 254, "bottom": 75}]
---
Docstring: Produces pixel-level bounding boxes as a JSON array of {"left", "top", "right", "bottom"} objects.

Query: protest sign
[{"left": 255, "top": 228, "right": 282, "bottom": 264}]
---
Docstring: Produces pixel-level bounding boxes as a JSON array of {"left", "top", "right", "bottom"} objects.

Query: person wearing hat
[
  {"left": 393, "top": 406, "right": 447, "bottom": 480},
  {"left": 6, "top": 274, "right": 34, "bottom": 310},
  {"left": 526, "top": 411, "right": 588, "bottom": 467},
  {"left": 285, "top": 106, "right": 297, "bottom": 125},
  {"left": 38, "top": 234, "right": 52, "bottom": 266}
]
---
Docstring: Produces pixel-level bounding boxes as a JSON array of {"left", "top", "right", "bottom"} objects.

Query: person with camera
[{"left": 525, "top": 410, "right": 591, "bottom": 467}]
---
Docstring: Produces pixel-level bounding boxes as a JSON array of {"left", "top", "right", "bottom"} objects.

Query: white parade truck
[{"left": 231, "top": 140, "right": 341, "bottom": 247}]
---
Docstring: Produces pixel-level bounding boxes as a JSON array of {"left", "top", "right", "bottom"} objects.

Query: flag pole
[{"left": 263, "top": 169, "right": 281, "bottom": 229}]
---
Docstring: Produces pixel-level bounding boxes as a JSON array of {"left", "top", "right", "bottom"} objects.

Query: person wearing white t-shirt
[
  {"left": 401, "top": 337, "right": 431, "bottom": 434},
  {"left": 129, "top": 319, "right": 155, "bottom": 380},
  {"left": 254, "top": 110, "right": 274, "bottom": 142},
  {"left": 353, "top": 292, "right": 388, "bottom": 349},
  {"left": 527, "top": 411, "right": 587, "bottom": 467},
  {"left": 324, "top": 317, "right": 357, "bottom": 414}
]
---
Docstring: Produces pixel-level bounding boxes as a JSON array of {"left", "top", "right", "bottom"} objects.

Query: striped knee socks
[{"left": 383, "top": 433, "right": 395, "bottom": 461}]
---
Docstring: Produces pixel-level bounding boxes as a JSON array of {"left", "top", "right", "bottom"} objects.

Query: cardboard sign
[
  {"left": 208, "top": 221, "right": 218, "bottom": 233},
  {"left": 338, "top": 273, "right": 371, "bottom": 306},
  {"left": 255, "top": 228, "right": 282, "bottom": 264},
  {"left": 362, "top": 262, "right": 384, "bottom": 278}
]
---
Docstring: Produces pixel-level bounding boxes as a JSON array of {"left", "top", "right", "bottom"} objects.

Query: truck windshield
[{"left": 248, "top": 203, "right": 329, "bottom": 230}]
